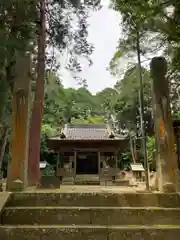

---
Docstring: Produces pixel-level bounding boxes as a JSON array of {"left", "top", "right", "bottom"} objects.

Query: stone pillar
[
  {"left": 150, "top": 57, "right": 180, "bottom": 192},
  {"left": 7, "top": 54, "right": 31, "bottom": 191}
]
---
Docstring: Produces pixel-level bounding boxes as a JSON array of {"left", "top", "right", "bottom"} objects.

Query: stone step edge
[
  {"left": 1, "top": 225, "right": 180, "bottom": 229},
  {"left": 4, "top": 206, "right": 180, "bottom": 210},
  {"left": 9, "top": 192, "right": 180, "bottom": 194}
]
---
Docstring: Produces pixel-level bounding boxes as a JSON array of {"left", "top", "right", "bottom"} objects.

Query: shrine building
[{"left": 48, "top": 124, "right": 129, "bottom": 184}]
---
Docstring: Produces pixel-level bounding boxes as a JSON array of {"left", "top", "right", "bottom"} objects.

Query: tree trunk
[
  {"left": 130, "top": 136, "right": 136, "bottom": 164},
  {"left": 0, "top": 127, "right": 9, "bottom": 172},
  {"left": 6, "top": 54, "right": 31, "bottom": 191},
  {"left": 150, "top": 57, "right": 180, "bottom": 192},
  {"left": 28, "top": 0, "right": 46, "bottom": 186}
]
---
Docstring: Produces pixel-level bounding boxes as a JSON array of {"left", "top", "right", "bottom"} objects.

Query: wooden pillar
[
  {"left": 74, "top": 151, "right": 77, "bottom": 179},
  {"left": 150, "top": 57, "right": 180, "bottom": 192},
  {"left": 7, "top": 54, "right": 31, "bottom": 191},
  {"left": 56, "top": 152, "right": 60, "bottom": 176},
  {"left": 98, "top": 151, "right": 101, "bottom": 175},
  {"left": 115, "top": 151, "right": 118, "bottom": 169}
]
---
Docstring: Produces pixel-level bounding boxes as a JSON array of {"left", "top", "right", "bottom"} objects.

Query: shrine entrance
[{"left": 76, "top": 152, "right": 98, "bottom": 175}]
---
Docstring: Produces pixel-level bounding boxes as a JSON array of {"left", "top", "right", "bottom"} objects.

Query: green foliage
[
  {"left": 96, "top": 88, "right": 119, "bottom": 119},
  {"left": 147, "top": 136, "right": 156, "bottom": 170},
  {"left": 71, "top": 115, "right": 105, "bottom": 124},
  {"left": 41, "top": 124, "right": 57, "bottom": 137},
  {"left": 110, "top": 0, "right": 180, "bottom": 84},
  {"left": 43, "top": 72, "right": 105, "bottom": 128},
  {"left": 113, "top": 66, "right": 152, "bottom": 133},
  {"left": 41, "top": 165, "right": 55, "bottom": 176},
  {"left": 118, "top": 152, "right": 131, "bottom": 170},
  {"left": 40, "top": 124, "right": 57, "bottom": 166}
]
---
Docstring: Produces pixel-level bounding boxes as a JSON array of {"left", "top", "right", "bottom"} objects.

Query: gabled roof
[
  {"left": 51, "top": 124, "right": 125, "bottom": 141},
  {"left": 61, "top": 124, "right": 113, "bottom": 140}
]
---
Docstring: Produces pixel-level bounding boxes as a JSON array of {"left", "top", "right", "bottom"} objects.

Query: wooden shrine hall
[{"left": 48, "top": 124, "right": 128, "bottom": 184}]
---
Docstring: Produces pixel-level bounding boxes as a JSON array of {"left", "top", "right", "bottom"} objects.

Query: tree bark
[
  {"left": 28, "top": 0, "right": 46, "bottom": 186},
  {"left": 0, "top": 127, "right": 9, "bottom": 172},
  {"left": 150, "top": 57, "right": 180, "bottom": 192},
  {"left": 6, "top": 54, "right": 31, "bottom": 191}
]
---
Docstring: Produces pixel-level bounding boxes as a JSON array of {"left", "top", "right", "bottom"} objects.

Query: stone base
[
  {"left": 7, "top": 179, "right": 24, "bottom": 192},
  {"left": 113, "top": 179, "right": 130, "bottom": 186},
  {"left": 162, "top": 182, "right": 176, "bottom": 193},
  {"left": 100, "top": 180, "right": 113, "bottom": 186},
  {"left": 62, "top": 177, "right": 75, "bottom": 185},
  {"left": 39, "top": 176, "right": 60, "bottom": 189}
]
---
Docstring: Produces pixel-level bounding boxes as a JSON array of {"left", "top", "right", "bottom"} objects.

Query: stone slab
[
  {"left": 0, "top": 193, "right": 10, "bottom": 213},
  {"left": 0, "top": 226, "right": 180, "bottom": 240},
  {"left": 114, "top": 180, "right": 130, "bottom": 186},
  {"left": 3, "top": 206, "right": 180, "bottom": 225},
  {"left": 108, "top": 226, "right": 180, "bottom": 240},
  {"left": 6, "top": 192, "right": 180, "bottom": 208}
]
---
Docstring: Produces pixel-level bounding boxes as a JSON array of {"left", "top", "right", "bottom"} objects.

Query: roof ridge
[{"left": 67, "top": 124, "right": 107, "bottom": 129}]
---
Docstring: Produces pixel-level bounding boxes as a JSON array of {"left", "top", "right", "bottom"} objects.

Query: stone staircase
[
  {"left": 75, "top": 174, "right": 100, "bottom": 185},
  {"left": 1, "top": 192, "right": 180, "bottom": 239}
]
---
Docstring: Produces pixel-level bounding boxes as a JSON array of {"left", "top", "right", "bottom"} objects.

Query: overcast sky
[{"left": 61, "top": 0, "right": 122, "bottom": 94}]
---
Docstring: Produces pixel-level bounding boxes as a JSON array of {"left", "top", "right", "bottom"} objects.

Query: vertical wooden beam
[
  {"left": 98, "top": 151, "right": 101, "bottom": 175},
  {"left": 115, "top": 151, "right": 118, "bottom": 169},
  {"left": 74, "top": 151, "right": 77, "bottom": 180},
  {"left": 150, "top": 57, "right": 180, "bottom": 192},
  {"left": 7, "top": 54, "right": 31, "bottom": 191},
  {"left": 56, "top": 152, "right": 60, "bottom": 176}
]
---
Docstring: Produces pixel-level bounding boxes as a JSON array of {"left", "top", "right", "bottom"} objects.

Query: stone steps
[
  {"left": 1, "top": 192, "right": 180, "bottom": 239},
  {"left": 61, "top": 177, "right": 74, "bottom": 185},
  {"left": 6, "top": 192, "right": 180, "bottom": 207},
  {"left": 0, "top": 225, "right": 180, "bottom": 240},
  {"left": 2, "top": 206, "right": 180, "bottom": 225},
  {"left": 74, "top": 175, "right": 100, "bottom": 185}
]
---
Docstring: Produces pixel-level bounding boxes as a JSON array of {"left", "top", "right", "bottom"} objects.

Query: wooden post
[
  {"left": 115, "top": 151, "right": 118, "bottom": 169},
  {"left": 98, "top": 151, "right": 101, "bottom": 175},
  {"left": 56, "top": 152, "right": 60, "bottom": 176},
  {"left": 74, "top": 151, "right": 77, "bottom": 180},
  {"left": 7, "top": 54, "right": 31, "bottom": 191},
  {"left": 150, "top": 57, "right": 180, "bottom": 192}
]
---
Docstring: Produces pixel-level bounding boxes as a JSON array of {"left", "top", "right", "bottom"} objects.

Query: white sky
[{"left": 61, "top": 0, "right": 122, "bottom": 94}]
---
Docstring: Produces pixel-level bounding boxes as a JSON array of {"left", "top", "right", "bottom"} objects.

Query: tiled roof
[{"left": 63, "top": 124, "right": 110, "bottom": 140}]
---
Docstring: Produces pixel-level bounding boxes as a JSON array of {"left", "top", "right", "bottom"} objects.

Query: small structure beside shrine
[
  {"left": 40, "top": 161, "right": 48, "bottom": 174},
  {"left": 130, "top": 163, "right": 145, "bottom": 182},
  {"left": 48, "top": 124, "right": 129, "bottom": 185}
]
